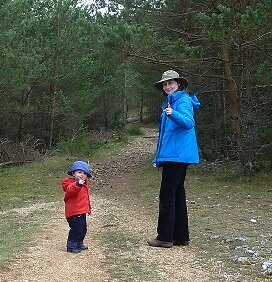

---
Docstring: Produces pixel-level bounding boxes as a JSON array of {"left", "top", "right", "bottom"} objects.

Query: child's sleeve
[{"left": 62, "top": 178, "right": 81, "bottom": 196}]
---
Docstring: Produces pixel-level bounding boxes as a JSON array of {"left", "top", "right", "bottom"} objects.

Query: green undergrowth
[
  {"left": 0, "top": 210, "right": 52, "bottom": 264},
  {"left": 1, "top": 134, "right": 271, "bottom": 281},
  {"left": 58, "top": 136, "right": 130, "bottom": 162},
  {"left": 0, "top": 133, "right": 133, "bottom": 265},
  {"left": 0, "top": 158, "right": 66, "bottom": 212},
  {"left": 96, "top": 230, "right": 159, "bottom": 281},
  {"left": 130, "top": 161, "right": 272, "bottom": 282},
  {"left": 57, "top": 124, "right": 142, "bottom": 162},
  {"left": 0, "top": 157, "right": 68, "bottom": 264}
]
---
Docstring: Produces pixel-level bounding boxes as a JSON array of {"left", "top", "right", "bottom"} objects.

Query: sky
[
  {"left": 80, "top": 0, "right": 91, "bottom": 5},
  {"left": 79, "top": 0, "right": 123, "bottom": 14}
]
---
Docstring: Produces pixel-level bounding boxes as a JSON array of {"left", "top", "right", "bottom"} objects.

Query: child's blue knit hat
[{"left": 67, "top": 161, "right": 92, "bottom": 177}]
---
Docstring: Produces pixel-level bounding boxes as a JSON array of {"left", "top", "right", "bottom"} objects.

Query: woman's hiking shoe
[
  {"left": 173, "top": 240, "right": 189, "bottom": 246},
  {"left": 147, "top": 238, "right": 173, "bottom": 248}
]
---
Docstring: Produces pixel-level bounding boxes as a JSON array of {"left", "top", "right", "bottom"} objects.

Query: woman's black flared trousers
[{"left": 157, "top": 162, "right": 189, "bottom": 243}]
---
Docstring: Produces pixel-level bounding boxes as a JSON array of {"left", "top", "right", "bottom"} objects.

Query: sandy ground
[{"left": 0, "top": 128, "right": 213, "bottom": 282}]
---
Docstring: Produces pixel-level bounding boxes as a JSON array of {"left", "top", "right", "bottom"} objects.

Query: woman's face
[{"left": 162, "top": 79, "right": 180, "bottom": 95}]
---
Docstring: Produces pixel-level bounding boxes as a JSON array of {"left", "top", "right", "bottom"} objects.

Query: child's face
[{"left": 72, "top": 170, "right": 88, "bottom": 181}]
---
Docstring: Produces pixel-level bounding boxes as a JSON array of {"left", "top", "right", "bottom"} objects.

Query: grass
[
  {"left": 89, "top": 139, "right": 130, "bottom": 162},
  {"left": 97, "top": 228, "right": 151, "bottom": 280},
  {"left": 130, "top": 162, "right": 272, "bottom": 281},
  {"left": 1, "top": 130, "right": 271, "bottom": 281},
  {"left": 0, "top": 210, "right": 50, "bottom": 264},
  {"left": 97, "top": 229, "right": 159, "bottom": 281},
  {"left": 0, "top": 157, "right": 69, "bottom": 264},
  {"left": 187, "top": 172, "right": 272, "bottom": 281},
  {"left": 0, "top": 134, "right": 132, "bottom": 265},
  {"left": 0, "top": 157, "right": 66, "bottom": 211}
]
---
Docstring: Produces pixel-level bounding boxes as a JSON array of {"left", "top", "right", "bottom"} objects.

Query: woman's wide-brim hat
[{"left": 154, "top": 70, "right": 188, "bottom": 90}]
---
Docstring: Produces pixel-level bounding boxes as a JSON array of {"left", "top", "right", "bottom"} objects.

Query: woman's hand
[{"left": 164, "top": 103, "right": 172, "bottom": 115}]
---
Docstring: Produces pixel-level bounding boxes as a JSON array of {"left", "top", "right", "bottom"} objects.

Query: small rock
[
  {"left": 262, "top": 260, "right": 272, "bottom": 275},
  {"left": 235, "top": 236, "right": 247, "bottom": 242},
  {"left": 234, "top": 256, "right": 253, "bottom": 265},
  {"left": 245, "top": 249, "right": 259, "bottom": 258},
  {"left": 210, "top": 235, "right": 220, "bottom": 240}
]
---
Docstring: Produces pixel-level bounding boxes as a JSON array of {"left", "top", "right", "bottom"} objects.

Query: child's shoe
[
  {"left": 78, "top": 244, "right": 88, "bottom": 251},
  {"left": 67, "top": 248, "right": 81, "bottom": 254}
]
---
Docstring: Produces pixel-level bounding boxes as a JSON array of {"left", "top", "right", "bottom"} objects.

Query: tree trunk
[
  {"left": 49, "top": 82, "right": 56, "bottom": 149},
  {"left": 221, "top": 44, "right": 246, "bottom": 165},
  {"left": 103, "top": 91, "right": 108, "bottom": 127},
  {"left": 244, "top": 46, "right": 254, "bottom": 164},
  {"left": 49, "top": 10, "right": 60, "bottom": 149},
  {"left": 123, "top": 71, "right": 128, "bottom": 123},
  {"left": 139, "top": 93, "right": 144, "bottom": 123},
  {"left": 17, "top": 84, "right": 36, "bottom": 142},
  {"left": 222, "top": 90, "right": 228, "bottom": 158}
]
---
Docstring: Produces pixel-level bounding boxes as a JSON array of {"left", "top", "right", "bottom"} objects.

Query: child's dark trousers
[{"left": 67, "top": 213, "right": 87, "bottom": 250}]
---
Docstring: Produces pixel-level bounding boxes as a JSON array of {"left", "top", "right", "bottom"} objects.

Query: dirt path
[{"left": 0, "top": 128, "right": 213, "bottom": 282}]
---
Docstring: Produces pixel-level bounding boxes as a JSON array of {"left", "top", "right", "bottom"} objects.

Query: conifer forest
[{"left": 0, "top": 0, "right": 271, "bottom": 171}]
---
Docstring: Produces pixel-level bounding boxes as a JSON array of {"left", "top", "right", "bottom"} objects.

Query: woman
[{"left": 147, "top": 70, "right": 200, "bottom": 248}]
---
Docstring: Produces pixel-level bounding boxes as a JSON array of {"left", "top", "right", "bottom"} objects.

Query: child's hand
[
  {"left": 76, "top": 179, "right": 85, "bottom": 186},
  {"left": 78, "top": 179, "right": 85, "bottom": 185}
]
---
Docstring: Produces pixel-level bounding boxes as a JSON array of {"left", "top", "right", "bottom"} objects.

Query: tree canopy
[{"left": 0, "top": 0, "right": 271, "bottom": 170}]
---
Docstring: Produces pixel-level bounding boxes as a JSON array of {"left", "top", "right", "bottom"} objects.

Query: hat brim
[
  {"left": 154, "top": 77, "right": 188, "bottom": 90},
  {"left": 67, "top": 168, "right": 92, "bottom": 177}
]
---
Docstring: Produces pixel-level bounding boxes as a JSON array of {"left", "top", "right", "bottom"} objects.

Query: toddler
[{"left": 62, "top": 161, "right": 92, "bottom": 253}]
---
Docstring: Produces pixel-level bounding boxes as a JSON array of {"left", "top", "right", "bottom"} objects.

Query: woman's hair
[{"left": 175, "top": 79, "right": 186, "bottom": 90}]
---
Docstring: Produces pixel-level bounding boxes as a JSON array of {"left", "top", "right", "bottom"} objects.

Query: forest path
[{"left": 0, "top": 128, "right": 212, "bottom": 282}]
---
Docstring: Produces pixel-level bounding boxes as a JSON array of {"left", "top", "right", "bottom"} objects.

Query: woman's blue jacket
[{"left": 153, "top": 90, "right": 200, "bottom": 167}]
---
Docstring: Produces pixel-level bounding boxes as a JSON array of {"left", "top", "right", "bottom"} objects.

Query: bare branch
[
  {"left": 240, "top": 32, "right": 272, "bottom": 47},
  {"left": 0, "top": 160, "right": 33, "bottom": 167},
  {"left": 152, "top": 13, "right": 203, "bottom": 41},
  {"left": 130, "top": 50, "right": 227, "bottom": 80}
]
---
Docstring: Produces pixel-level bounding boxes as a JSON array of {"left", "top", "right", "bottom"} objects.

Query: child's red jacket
[{"left": 62, "top": 177, "right": 91, "bottom": 219}]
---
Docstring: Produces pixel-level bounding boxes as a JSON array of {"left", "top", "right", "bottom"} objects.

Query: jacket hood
[
  {"left": 163, "top": 91, "right": 200, "bottom": 112},
  {"left": 189, "top": 94, "right": 200, "bottom": 111}
]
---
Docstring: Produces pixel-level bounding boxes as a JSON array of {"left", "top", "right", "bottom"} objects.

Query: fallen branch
[{"left": 0, "top": 160, "right": 34, "bottom": 168}]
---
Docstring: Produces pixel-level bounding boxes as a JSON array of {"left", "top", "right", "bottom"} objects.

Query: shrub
[{"left": 124, "top": 123, "right": 142, "bottom": 135}]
